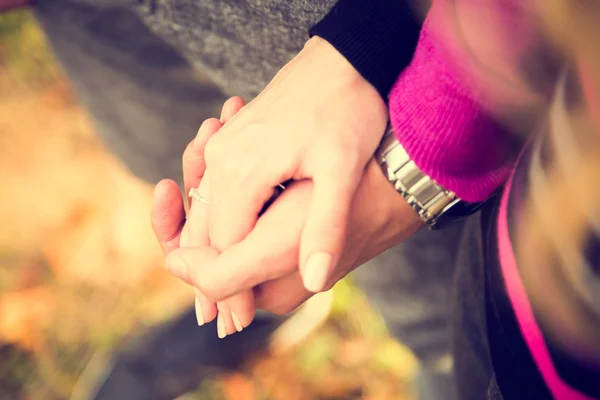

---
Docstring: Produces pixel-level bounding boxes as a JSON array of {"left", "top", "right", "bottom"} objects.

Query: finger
[
  {"left": 216, "top": 303, "right": 239, "bottom": 338},
  {"left": 186, "top": 178, "right": 211, "bottom": 247},
  {"left": 165, "top": 246, "right": 220, "bottom": 286},
  {"left": 183, "top": 118, "right": 222, "bottom": 207},
  {"left": 299, "top": 169, "right": 360, "bottom": 293},
  {"left": 220, "top": 96, "right": 245, "bottom": 123},
  {"left": 184, "top": 97, "right": 245, "bottom": 203},
  {"left": 188, "top": 168, "right": 256, "bottom": 334},
  {"left": 214, "top": 96, "right": 256, "bottom": 337},
  {"left": 194, "top": 287, "right": 217, "bottom": 326},
  {"left": 254, "top": 272, "right": 313, "bottom": 315},
  {"left": 216, "top": 307, "right": 228, "bottom": 339},
  {"left": 187, "top": 100, "right": 251, "bottom": 333},
  {"left": 220, "top": 291, "right": 256, "bottom": 336},
  {"left": 169, "top": 181, "right": 311, "bottom": 301},
  {"left": 153, "top": 180, "right": 218, "bottom": 323},
  {"left": 186, "top": 178, "right": 221, "bottom": 327},
  {"left": 151, "top": 179, "right": 186, "bottom": 255},
  {"left": 208, "top": 155, "right": 289, "bottom": 251}
]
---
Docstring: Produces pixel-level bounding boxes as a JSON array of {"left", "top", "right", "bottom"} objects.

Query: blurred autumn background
[{"left": 0, "top": 10, "right": 417, "bottom": 400}]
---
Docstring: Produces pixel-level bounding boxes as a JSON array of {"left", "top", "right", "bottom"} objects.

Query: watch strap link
[{"left": 375, "top": 126, "right": 460, "bottom": 228}]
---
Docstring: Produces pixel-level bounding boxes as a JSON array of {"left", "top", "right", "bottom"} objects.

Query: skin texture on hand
[
  {"left": 163, "top": 157, "right": 424, "bottom": 315},
  {"left": 201, "top": 36, "right": 388, "bottom": 293},
  {"left": 153, "top": 95, "right": 422, "bottom": 321}
]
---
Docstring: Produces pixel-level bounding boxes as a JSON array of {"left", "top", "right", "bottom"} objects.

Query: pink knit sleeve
[{"left": 388, "top": 0, "right": 547, "bottom": 202}]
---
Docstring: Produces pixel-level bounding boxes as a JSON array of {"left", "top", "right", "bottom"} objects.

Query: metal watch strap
[{"left": 375, "top": 125, "right": 460, "bottom": 228}]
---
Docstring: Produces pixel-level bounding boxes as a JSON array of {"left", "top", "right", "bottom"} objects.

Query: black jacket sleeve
[{"left": 309, "top": 0, "right": 424, "bottom": 101}]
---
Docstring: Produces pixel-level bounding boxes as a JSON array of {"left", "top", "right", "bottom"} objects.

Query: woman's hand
[
  {"left": 202, "top": 36, "right": 388, "bottom": 293},
  {"left": 164, "top": 158, "right": 424, "bottom": 314}
]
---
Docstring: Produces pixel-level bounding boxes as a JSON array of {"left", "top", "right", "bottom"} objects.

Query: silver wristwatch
[{"left": 375, "top": 125, "right": 481, "bottom": 229}]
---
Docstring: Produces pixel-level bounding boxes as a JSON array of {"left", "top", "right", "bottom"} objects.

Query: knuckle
[
  {"left": 321, "top": 135, "right": 361, "bottom": 166},
  {"left": 224, "top": 96, "right": 243, "bottom": 109},
  {"left": 191, "top": 276, "right": 221, "bottom": 302},
  {"left": 255, "top": 287, "right": 307, "bottom": 315},
  {"left": 203, "top": 135, "right": 223, "bottom": 165},
  {"left": 219, "top": 156, "right": 246, "bottom": 181},
  {"left": 182, "top": 143, "right": 196, "bottom": 165},
  {"left": 264, "top": 301, "right": 301, "bottom": 315},
  {"left": 220, "top": 155, "right": 265, "bottom": 193},
  {"left": 208, "top": 233, "right": 229, "bottom": 253},
  {"left": 182, "top": 140, "right": 195, "bottom": 158},
  {"left": 205, "top": 148, "right": 249, "bottom": 185},
  {"left": 319, "top": 149, "right": 350, "bottom": 173},
  {"left": 322, "top": 280, "right": 336, "bottom": 293},
  {"left": 202, "top": 286, "right": 223, "bottom": 303}
]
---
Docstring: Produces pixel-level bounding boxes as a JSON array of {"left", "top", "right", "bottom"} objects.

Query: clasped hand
[{"left": 151, "top": 37, "right": 423, "bottom": 338}]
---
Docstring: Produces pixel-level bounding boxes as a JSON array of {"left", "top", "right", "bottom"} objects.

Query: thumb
[
  {"left": 151, "top": 179, "right": 186, "bottom": 255},
  {"left": 299, "top": 170, "right": 359, "bottom": 293},
  {"left": 165, "top": 246, "right": 220, "bottom": 289}
]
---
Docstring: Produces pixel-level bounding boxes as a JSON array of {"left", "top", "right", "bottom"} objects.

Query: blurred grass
[{"left": 0, "top": 10, "right": 418, "bottom": 400}]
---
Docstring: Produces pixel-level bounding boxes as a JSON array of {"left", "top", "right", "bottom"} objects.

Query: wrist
[
  {"left": 374, "top": 127, "right": 485, "bottom": 230},
  {"left": 364, "top": 159, "right": 424, "bottom": 251},
  {"left": 302, "top": 36, "right": 376, "bottom": 92},
  {"left": 387, "top": 29, "right": 518, "bottom": 202},
  {"left": 300, "top": 35, "right": 389, "bottom": 136},
  {"left": 308, "top": 0, "right": 423, "bottom": 99}
]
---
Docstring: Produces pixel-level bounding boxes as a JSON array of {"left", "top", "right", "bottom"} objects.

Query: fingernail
[
  {"left": 217, "top": 313, "right": 227, "bottom": 339},
  {"left": 165, "top": 255, "right": 187, "bottom": 277},
  {"left": 195, "top": 297, "right": 205, "bottom": 326},
  {"left": 231, "top": 311, "right": 244, "bottom": 332},
  {"left": 303, "top": 252, "right": 332, "bottom": 293}
]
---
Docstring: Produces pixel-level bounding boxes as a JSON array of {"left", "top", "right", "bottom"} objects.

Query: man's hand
[
  {"left": 164, "top": 159, "right": 424, "bottom": 314},
  {"left": 202, "top": 36, "right": 388, "bottom": 293}
]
